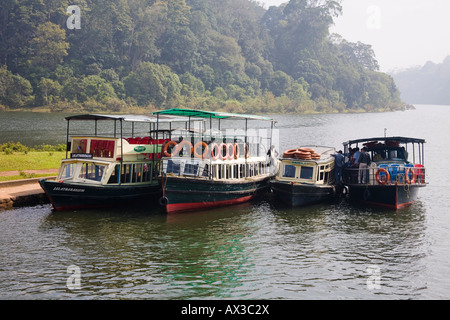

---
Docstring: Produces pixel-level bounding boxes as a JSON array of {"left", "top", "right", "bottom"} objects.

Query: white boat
[
  {"left": 39, "top": 114, "right": 185, "bottom": 211},
  {"left": 270, "top": 146, "right": 338, "bottom": 207}
]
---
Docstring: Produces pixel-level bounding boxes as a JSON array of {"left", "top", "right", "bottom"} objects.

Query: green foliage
[{"left": 0, "top": 0, "right": 404, "bottom": 113}]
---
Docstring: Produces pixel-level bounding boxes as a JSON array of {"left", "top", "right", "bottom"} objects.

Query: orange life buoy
[
  {"left": 210, "top": 143, "right": 220, "bottom": 160},
  {"left": 283, "top": 148, "right": 297, "bottom": 158},
  {"left": 234, "top": 143, "right": 240, "bottom": 159},
  {"left": 174, "top": 140, "right": 193, "bottom": 157},
  {"left": 194, "top": 141, "right": 209, "bottom": 159},
  {"left": 219, "top": 143, "right": 227, "bottom": 160},
  {"left": 162, "top": 141, "right": 177, "bottom": 157},
  {"left": 375, "top": 168, "right": 390, "bottom": 185},
  {"left": 244, "top": 143, "right": 250, "bottom": 158},
  {"left": 226, "top": 143, "right": 234, "bottom": 160},
  {"left": 405, "top": 168, "right": 416, "bottom": 184},
  {"left": 298, "top": 148, "right": 315, "bottom": 153}
]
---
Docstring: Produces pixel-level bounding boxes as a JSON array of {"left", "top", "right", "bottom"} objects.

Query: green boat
[{"left": 153, "top": 108, "right": 279, "bottom": 214}]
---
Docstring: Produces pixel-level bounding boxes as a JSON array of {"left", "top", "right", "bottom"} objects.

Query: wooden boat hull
[
  {"left": 270, "top": 180, "right": 336, "bottom": 207},
  {"left": 346, "top": 183, "right": 426, "bottom": 209},
  {"left": 39, "top": 179, "right": 161, "bottom": 211},
  {"left": 161, "top": 176, "right": 271, "bottom": 213}
]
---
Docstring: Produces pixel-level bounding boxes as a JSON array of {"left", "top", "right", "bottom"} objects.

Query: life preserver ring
[
  {"left": 194, "top": 141, "right": 209, "bottom": 158},
  {"left": 244, "top": 143, "right": 250, "bottom": 158},
  {"left": 226, "top": 143, "right": 234, "bottom": 160},
  {"left": 210, "top": 143, "right": 220, "bottom": 160},
  {"left": 234, "top": 143, "right": 240, "bottom": 159},
  {"left": 405, "top": 168, "right": 416, "bottom": 184},
  {"left": 283, "top": 148, "right": 297, "bottom": 158},
  {"left": 375, "top": 168, "right": 390, "bottom": 185},
  {"left": 174, "top": 140, "right": 193, "bottom": 157},
  {"left": 162, "top": 141, "right": 177, "bottom": 157},
  {"left": 298, "top": 148, "right": 314, "bottom": 153}
]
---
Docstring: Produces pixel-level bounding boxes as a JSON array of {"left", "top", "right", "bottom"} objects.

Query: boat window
[
  {"left": 143, "top": 163, "right": 152, "bottom": 182},
  {"left": 212, "top": 165, "right": 217, "bottom": 179},
  {"left": 60, "top": 163, "right": 76, "bottom": 180},
  {"left": 108, "top": 164, "right": 120, "bottom": 184},
  {"left": 79, "top": 163, "right": 107, "bottom": 182},
  {"left": 72, "top": 139, "right": 87, "bottom": 153},
  {"left": 166, "top": 159, "right": 181, "bottom": 175},
  {"left": 283, "top": 165, "right": 296, "bottom": 178},
  {"left": 202, "top": 164, "right": 210, "bottom": 177},
  {"left": 121, "top": 164, "right": 132, "bottom": 183},
  {"left": 132, "top": 164, "right": 143, "bottom": 182},
  {"left": 184, "top": 162, "right": 200, "bottom": 176},
  {"left": 299, "top": 166, "right": 313, "bottom": 180}
]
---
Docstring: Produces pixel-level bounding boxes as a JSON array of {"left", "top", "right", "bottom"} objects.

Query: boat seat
[{"left": 415, "top": 164, "right": 425, "bottom": 183}]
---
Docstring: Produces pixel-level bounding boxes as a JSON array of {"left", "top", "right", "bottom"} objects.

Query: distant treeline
[
  {"left": 392, "top": 56, "right": 450, "bottom": 105},
  {"left": 0, "top": 0, "right": 404, "bottom": 114}
]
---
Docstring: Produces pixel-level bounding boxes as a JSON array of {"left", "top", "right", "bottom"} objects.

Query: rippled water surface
[{"left": 1, "top": 105, "right": 450, "bottom": 299}]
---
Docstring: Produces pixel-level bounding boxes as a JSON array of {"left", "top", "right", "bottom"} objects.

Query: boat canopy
[
  {"left": 65, "top": 113, "right": 188, "bottom": 123},
  {"left": 152, "top": 108, "right": 276, "bottom": 122},
  {"left": 343, "top": 136, "right": 425, "bottom": 146}
]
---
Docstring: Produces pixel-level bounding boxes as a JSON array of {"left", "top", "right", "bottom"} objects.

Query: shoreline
[{"left": 0, "top": 177, "right": 54, "bottom": 210}]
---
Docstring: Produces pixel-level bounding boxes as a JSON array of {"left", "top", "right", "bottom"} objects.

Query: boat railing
[
  {"left": 162, "top": 156, "right": 270, "bottom": 180},
  {"left": 343, "top": 163, "right": 426, "bottom": 186}
]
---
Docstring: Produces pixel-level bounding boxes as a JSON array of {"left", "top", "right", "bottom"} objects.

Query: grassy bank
[
  {"left": 0, "top": 151, "right": 64, "bottom": 171},
  {"left": 0, "top": 142, "right": 65, "bottom": 181}
]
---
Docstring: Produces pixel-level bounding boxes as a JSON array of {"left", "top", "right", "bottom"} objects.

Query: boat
[
  {"left": 153, "top": 108, "right": 279, "bottom": 214},
  {"left": 342, "top": 136, "right": 427, "bottom": 209},
  {"left": 270, "top": 146, "right": 338, "bottom": 207},
  {"left": 39, "top": 114, "right": 186, "bottom": 211}
]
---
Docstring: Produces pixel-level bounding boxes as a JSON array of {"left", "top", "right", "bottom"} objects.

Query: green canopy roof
[{"left": 152, "top": 108, "right": 275, "bottom": 122}]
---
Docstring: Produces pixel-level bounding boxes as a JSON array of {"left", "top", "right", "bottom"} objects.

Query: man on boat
[
  {"left": 332, "top": 150, "right": 345, "bottom": 185},
  {"left": 357, "top": 147, "right": 371, "bottom": 184}
]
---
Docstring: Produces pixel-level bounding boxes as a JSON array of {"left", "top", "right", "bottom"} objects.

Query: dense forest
[
  {"left": 392, "top": 56, "right": 450, "bottom": 105},
  {"left": 0, "top": 0, "right": 404, "bottom": 114}
]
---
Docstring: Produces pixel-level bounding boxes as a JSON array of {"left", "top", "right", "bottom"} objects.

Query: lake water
[{"left": 0, "top": 105, "right": 449, "bottom": 300}]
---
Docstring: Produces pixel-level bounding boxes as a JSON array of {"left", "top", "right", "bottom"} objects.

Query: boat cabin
[{"left": 276, "top": 146, "right": 336, "bottom": 186}]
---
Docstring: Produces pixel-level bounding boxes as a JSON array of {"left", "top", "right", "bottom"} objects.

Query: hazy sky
[{"left": 259, "top": 0, "right": 450, "bottom": 72}]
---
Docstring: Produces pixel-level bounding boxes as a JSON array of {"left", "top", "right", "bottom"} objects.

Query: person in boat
[
  {"left": 332, "top": 150, "right": 345, "bottom": 185},
  {"left": 351, "top": 147, "right": 360, "bottom": 168},
  {"left": 373, "top": 151, "right": 383, "bottom": 162},
  {"left": 357, "top": 147, "right": 371, "bottom": 184}
]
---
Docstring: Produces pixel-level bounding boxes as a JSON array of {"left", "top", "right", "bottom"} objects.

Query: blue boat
[{"left": 342, "top": 136, "right": 427, "bottom": 209}]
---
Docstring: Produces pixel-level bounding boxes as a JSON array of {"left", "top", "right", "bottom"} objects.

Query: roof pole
[{"left": 66, "top": 119, "right": 70, "bottom": 159}]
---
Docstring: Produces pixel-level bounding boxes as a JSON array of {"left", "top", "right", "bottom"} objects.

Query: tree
[
  {"left": 30, "top": 22, "right": 69, "bottom": 70},
  {"left": 123, "top": 62, "right": 181, "bottom": 106},
  {"left": 36, "top": 78, "right": 62, "bottom": 105},
  {"left": 0, "top": 66, "right": 34, "bottom": 108}
]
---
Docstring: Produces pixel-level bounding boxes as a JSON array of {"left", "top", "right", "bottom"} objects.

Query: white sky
[{"left": 259, "top": 0, "right": 450, "bottom": 72}]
